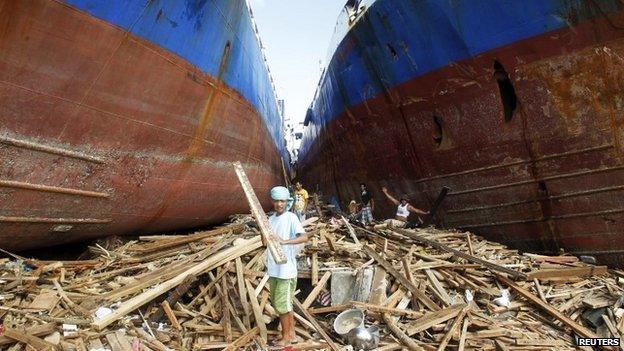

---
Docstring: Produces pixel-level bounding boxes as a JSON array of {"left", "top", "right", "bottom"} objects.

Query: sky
[{"left": 249, "top": 0, "right": 346, "bottom": 125}]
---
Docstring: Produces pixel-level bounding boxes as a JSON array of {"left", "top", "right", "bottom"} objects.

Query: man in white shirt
[{"left": 267, "top": 186, "right": 309, "bottom": 346}]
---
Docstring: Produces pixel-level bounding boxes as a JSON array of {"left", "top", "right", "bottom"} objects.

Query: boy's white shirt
[{"left": 267, "top": 211, "right": 305, "bottom": 279}]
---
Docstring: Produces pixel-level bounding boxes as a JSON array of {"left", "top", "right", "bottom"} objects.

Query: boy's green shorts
[{"left": 269, "top": 277, "right": 297, "bottom": 315}]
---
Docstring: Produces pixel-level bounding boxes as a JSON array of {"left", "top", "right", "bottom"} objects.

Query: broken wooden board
[
  {"left": 497, "top": 275, "right": 598, "bottom": 339},
  {"left": 526, "top": 266, "right": 608, "bottom": 280},
  {"left": 233, "top": 161, "right": 286, "bottom": 264},
  {"left": 392, "top": 228, "right": 526, "bottom": 279},
  {"left": 363, "top": 245, "right": 440, "bottom": 311},
  {"left": 92, "top": 236, "right": 262, "bottom": 330}
]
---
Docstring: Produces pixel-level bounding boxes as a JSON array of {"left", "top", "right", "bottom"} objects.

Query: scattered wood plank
[
  {"left": 0, "top": 323, "right": 57, "bottom": 346},
  {"left": 161, "top": 300, "right": 180, "bottom": 330},
  {"left": 223, "top": 326, "right": 259, "bottom": 351},
  {"left": 2, "top": 327, "right": 58, "bottom": 350},
  {"left": 245, "top": 279, "right": 267, "bottom": 343},
  {"left": 392, "top": 229, "right": 526, "bottom": 279},
  {"left": 383, "top": 314, "right": 425, "bottom": 351},
  {"left": 92, "top": 236, "right": 262, "bottom": 330},
  {"left": 497, "top": 275, "right": 598, "bottom": 339},
  {"left": 363, "top": 245, "right": 440, "bottom": 311},
  {"left": 302, "top": 271, "right": 331, "bottom": 309},
  {"left": 233, "top": 161, "right": 286, "bottom": 264},
  {"left": 293, "top": 298, "right": 341, "bottom": 351},
  {"left": 406, "top": 304, "right": 466, "bottom": 335},
  {"left": 526, "top": 266, "right": 608, "bottom": 279}
]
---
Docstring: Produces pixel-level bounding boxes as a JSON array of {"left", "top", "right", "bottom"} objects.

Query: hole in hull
[
  {"left": 432, "top": 114, "right": 444, "bottom": 147},
  {"left": 494, "top": 60, "right": 518, "bottom": 122}
]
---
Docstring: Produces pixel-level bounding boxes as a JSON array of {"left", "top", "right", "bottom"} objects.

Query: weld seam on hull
[
  {"left": 0, "top": 180, "right": 110, "bottom": 198},
  {"left": 0, "top": 80, "right": 266, "bottom": 165},
  {"left": 0, "top": 134, "right": 106, "bottom": 163},
  {"left": 447, "top": 185, "right": 624, "bottom": 214},
  {"left": 0, "top": 216, "right": 111, "bottom": 224},
  {"left": 453, "top": 208, "right": 624, "bottom": 229},
  {"left": 448, "top": 164, "right": 624, "bottom": 196},
  {"left": 415, "top": 143, "right": 613, "bottom": 184}
]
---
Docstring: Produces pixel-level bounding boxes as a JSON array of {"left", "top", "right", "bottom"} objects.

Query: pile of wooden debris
[{"left": 0, "top": 204, "right": 623, "bottom": 350}]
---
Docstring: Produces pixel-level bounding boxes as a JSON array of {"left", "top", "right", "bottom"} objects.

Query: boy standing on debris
[
  {"left": 267, "top": 186, "right": 309, "bottom": 346},
  {"left": 293, "top": 182, "right": 309, "bottom": 221},
  {"left": 359, "top": 183, "right": 375, "bottom": 225}
]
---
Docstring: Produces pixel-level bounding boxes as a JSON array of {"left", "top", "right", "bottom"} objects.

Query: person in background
[
  {"left": 347, "top": 200, "right": 361, "bottom": 222},
  {"left": 267, "top": 186, "right": 309, "bottom": 346},
  {"left": 293, "top": 182, "right": 309, "bottom": 222},
  {"left": 359, "top": 183, "right": 375, "bottom": 225},
  {"left": 376, "top": 186, "right": 428, "bottom": 229}
]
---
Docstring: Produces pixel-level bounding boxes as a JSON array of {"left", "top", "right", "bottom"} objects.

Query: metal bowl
[
  {"left": 333, "top": 308, "right": 365, "bottom": 336},
  {"left": 346, "top": 326, "right": 379, "bottom": 350}
]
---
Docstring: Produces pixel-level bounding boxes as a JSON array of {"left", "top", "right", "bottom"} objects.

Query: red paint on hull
[
  {"left": 299, "top": 10, "right": 624, "bottom": 266},
  {"left": 0, "top": 1, "right": 283, "bottom": 250}
]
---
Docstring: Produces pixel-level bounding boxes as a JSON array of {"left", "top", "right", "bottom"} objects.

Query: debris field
[{"left": 0, "top": 202, "right": 623, "bottom": 351}]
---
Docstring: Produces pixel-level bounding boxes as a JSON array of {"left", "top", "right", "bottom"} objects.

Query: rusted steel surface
[
  {"left": 299, "top": 1, "right": 624, "bottom": 266},
  {"left": 0, "top": 1, "right": 284, "bottom": 250}
]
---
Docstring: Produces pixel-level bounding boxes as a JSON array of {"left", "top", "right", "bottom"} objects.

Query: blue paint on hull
[
  {"left": 65, "top": 0, "right": 286, "bottom": 160},
  {"left": 300, "top": 0, "right": 621, "bottom": 158}
]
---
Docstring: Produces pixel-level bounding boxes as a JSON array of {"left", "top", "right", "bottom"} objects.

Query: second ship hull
[
  {"left": 299, "top": 0, "right": 624, "bottom": 266},
  {"left": 0, "top": 0, "right": 286, "bottom": 250}
]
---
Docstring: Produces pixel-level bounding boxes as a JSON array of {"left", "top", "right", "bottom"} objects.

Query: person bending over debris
[
  {"left": 359, "top": 183, "right": 375, "bottom": 225},
  {"left": 375, "top": 187, "right": 428, "bottom": 229},
  {"left": 347, "top": 200, "right": 361, "bottom": 222},
  {"left": 267, "top": 186, "right": 309, "bottom": 346},
  {"left": 293, "top": 181, "right": 309, "bottom": 221}
]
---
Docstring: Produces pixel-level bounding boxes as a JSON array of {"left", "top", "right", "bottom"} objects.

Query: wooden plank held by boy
[{"left": 233, "top": 161, "right": 287, "bottom": 264}]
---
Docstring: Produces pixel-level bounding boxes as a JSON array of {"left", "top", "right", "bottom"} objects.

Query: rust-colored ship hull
[
  {"left": 299, "top": 0, "right": 624, "bottom": 266},
  {"left": 0, "top": 0, "right": 286, "bottom": 250}
]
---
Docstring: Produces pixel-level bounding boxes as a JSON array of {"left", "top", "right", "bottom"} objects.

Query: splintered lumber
[
  {"left": 245, "top": 280, "right": 267, "bottom": 342},
  {"left": 458, "top": 318, "right": 469, "bottom": 351},
  {"left": 393, "top": 228, "right": 526, "bottom": 279},
  {"left": 161, "top": 300, "right": 180, "bottom": 330},
  {"left": 131, "top": 224, "right": 244, "bottom": 253},
  {"left": 52, "top": 279, "right": 90, "bottom": 318},
  {"left": 424, "top": 269, "right": 452, "bottom": 306},
  {"left": 150, "top": 274, "right": 196, "bottom": 322},
  {"left": 302, "top": 271, "right": 331, "bottom": 309},
  {"left": 233, "top": 161, "right": 286, "bottom": 264},
  {"left": 497, "top": 275, "right": 598, "bottom": 339},
  {"left": 223, "top": 326, "right": 259, "bottom": 351},
  {"left": 321, "top": 229, "right": 336, "bottom": 251},
  {"left": 2, "top": 195, "right": 624, "bottom": 351},
  {"left": 1, "top": 327, "right": 58, "bottom": 350},
  {"left": 526, "top": 266, "right": 608, "bottom": 279},
  {"left": 351, "top": 301, "right": 424, "bottom": 318},
  {"left": 221, "top": 277, "right": 232, "bottom": 342},
  {"left": 382, "top": 314, "right": 425, "bottom": 351},
  {"left": 311, "top": 236, "right": 319, "bottom": 284},
  {"left": 0, "top": 323, "right": 57, "bottom": 346},
  {"left": 341, "top": 215, "right": 360, "bottom": 244},
  {"left": 293, "top": 298, "right": 341, "bottom": 351},
  {"left": 105, "top": 330, "right": 133, "bottom": 351},
  {"left": 92, "top": 236, "right": 262, "bottom": 330},
  {"left": 406, "top": 304, "right": 466, "bottom": 335},
  {"left": 235, "top": 257, "right": 251, "bottom": 327},
  {"left": 437, "top": 306, "right": 470, "bottom": 350},
  {"left": 514, "top": 339, "right": 566, "bottom": 346},
  {"left": 363, "top": 245, "right": 440, "bottom": 311}
]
